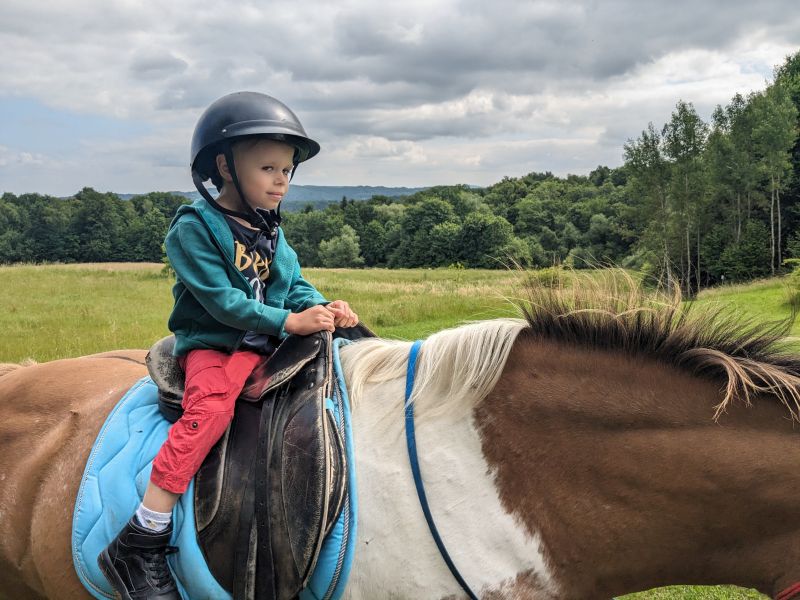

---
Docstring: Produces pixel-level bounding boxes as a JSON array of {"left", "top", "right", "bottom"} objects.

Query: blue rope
[{"left": 404, "top": 339, "right": 479, "bottom": 600}]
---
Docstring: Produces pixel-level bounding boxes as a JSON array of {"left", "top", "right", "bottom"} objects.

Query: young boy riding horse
[{"left": 98, "top": 91, "right": 359, "bottom": 600}]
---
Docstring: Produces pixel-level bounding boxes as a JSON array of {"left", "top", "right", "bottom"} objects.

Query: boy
[{"left": 98, "top": 91, "right": 358, "bottom": 600}]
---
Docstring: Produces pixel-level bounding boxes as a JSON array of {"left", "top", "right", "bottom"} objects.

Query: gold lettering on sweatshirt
[
  {"left": 234, "top": 242, "right": 253, "bottom": 271},
  {"left": 234, "top": 239, "right": 270, "bottom": 282}
]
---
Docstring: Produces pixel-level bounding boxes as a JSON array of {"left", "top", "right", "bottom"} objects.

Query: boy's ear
[{"left": 216, "top": 153, "right": 233, "bottom": 183}]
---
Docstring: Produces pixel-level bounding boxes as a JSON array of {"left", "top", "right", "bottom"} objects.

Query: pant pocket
[{"left": 182, "top": 350, "right": 231, "bottom": 406}]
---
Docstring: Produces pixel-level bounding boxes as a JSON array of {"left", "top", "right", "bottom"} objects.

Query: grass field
[
  {"left": 0, "top": 263, "right": 530, "bottom": 362},
  {"left": 2, "top": 262, "right": 794, "bottom": 599},
  {"left": 1, "top": 262, "right": 797, "bottom": 363}
]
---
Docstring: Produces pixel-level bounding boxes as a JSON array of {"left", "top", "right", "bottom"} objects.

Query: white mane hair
[{"left": 338, "top": 318, "right": 529, "bottom": 418}]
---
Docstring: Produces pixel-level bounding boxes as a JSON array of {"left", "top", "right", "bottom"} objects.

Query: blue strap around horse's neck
[{"left": 405, "top": 340, "right": 479, "bottom": 600}]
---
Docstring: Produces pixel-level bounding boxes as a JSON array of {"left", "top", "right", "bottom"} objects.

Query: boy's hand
[
  {"left": 324, "top": 300, "right": 358, "bottom": 328},
  {"left": 284, "top": 305, "right": 336, "bottom": 335}
]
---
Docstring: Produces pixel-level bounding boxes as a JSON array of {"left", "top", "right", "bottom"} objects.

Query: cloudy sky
[{"left": 1, "top": 0, "right": 799, "bottom": 196}]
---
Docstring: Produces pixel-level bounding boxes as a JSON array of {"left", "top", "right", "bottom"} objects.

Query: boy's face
[{"left": 219, "top": 139, "right": 296, "bottom": 212}]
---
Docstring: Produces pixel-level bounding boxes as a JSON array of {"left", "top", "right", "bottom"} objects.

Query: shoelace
[{"left": 142, "top": 545, "right": 180, "bottom": 588}]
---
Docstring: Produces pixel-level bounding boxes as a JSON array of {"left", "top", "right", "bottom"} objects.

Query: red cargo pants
[{"left": 150, "top": 348, "right": 264, "bottom": 494}]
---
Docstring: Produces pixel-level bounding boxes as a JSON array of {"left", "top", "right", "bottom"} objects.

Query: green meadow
[
  {"left": 2, "top": 262, "right": 796, "bottom": 599},
  {"left": 1, "top": 262, "right": 797, "bottom": 364},
  {"left": 0, "top": 263, "right": 529, "bottom": 362}
]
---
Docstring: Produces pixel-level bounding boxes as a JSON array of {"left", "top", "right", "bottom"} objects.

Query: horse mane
[
  {"left": 340, "top": 268, "right": 800, "bottom": 423},
  {"left": 515, "top": 269, "right": 800, "bottom": 422},
  {"left": 339, "top": 318, "right": 529, "bottom": 417}
]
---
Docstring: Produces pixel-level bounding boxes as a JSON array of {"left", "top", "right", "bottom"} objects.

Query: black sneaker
[{"left": 97, "top": 515, "right": 181, "bottom": 600}]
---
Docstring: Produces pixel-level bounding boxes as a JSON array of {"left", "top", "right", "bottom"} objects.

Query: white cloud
[
  {"left": 0, "top": 0, "right": 798, "bottom": 193},
  {"left": 0, "top": 145, "right": 51, "bottom": 167}
]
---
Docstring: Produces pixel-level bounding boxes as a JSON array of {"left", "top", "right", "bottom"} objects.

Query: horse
[{"left": 2, "top": 271, "right": 800, "bottom": 599}]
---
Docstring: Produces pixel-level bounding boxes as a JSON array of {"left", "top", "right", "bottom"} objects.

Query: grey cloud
[
  {"left": 8, "top": 0, "right": 799, "bottom": 114},
  {"left": 152, "top": 57, "right": 270, "bottom": 111},
  {"left": 0, "top": 0, "right": 163, "bottom": 44},
  {"left": 2, "top": 0, "right": 800, "bottom": 194},
  {"left": 155, "top": 79, "right": 219, "bottom": 111},
  {"left": 130, "top": 52, "right": 189, "bottom": 81},
  {"left": 309, "top": 0, "right": 800, "bottom": 95}
]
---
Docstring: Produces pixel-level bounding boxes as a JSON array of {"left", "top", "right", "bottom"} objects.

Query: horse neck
[
  {"left": 476, "top": 334, "right": 800, "bottom": 598},
  {"left": 345, "top": 367, "right": 562, "bottom": 599}
]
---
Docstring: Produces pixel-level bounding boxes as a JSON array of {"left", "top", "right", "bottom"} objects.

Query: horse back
[{"left": 0, "top": 351, "right": 147, "bottom": 600}]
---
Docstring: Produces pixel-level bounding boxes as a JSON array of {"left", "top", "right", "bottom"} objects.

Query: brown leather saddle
[{"left": 145, "top": 323, "right": 375, "bottom": 600}]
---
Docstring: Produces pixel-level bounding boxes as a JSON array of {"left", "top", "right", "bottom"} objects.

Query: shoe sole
[{"left": 97, "top": 549, "right": 132, "bottom": 600}]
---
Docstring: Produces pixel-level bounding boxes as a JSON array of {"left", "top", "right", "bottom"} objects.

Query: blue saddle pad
[
  {"left": 72, "top": 337, "right": 358, "bottom": 600},
  {"left": 301, "top": 337, "right": 358, "bottom": 600}
]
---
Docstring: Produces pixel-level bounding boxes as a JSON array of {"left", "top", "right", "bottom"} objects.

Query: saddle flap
[
  {"left": 192, "top": 330, "right": 348, "bottom": 600},
  {"left": 193, "top": 399, "right": 262, "bottom": 593},
  {"left": 260, "top": 332, "right": 338, "bottom": 599},
  {"left": 279, "top": 394, "right": 331, "bottom": 572}
]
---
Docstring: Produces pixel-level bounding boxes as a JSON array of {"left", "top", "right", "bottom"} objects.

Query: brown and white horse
[{"left": 1, "top": 274, "right": 800, "bottom": 599}]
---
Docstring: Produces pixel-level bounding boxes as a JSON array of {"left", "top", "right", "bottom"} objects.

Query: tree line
[
  {"left": 0, "top": 190, "right": 183, "bottom": 263},
  {"left": 623, "top": 53, "right": 800, "bottom": 294},
  {"left": 2, "top": 51, "right": 800, "bottom": 296}
]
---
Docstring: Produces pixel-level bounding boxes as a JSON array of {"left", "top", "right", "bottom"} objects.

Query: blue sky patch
[{"left": 0, "top": 96, "right": 152, "bottom": 156}]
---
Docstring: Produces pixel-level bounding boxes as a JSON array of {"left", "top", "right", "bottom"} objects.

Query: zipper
[
  {"left": 191, "top": 206, "right": 254, "bottom": 353},
  {"left": 192, "top": 207, "right": 255, "bottom": 295}
]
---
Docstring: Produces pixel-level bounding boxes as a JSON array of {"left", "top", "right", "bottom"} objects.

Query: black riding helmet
[{"left": 190, "top": 91, "right": 320, "bottom": 235}]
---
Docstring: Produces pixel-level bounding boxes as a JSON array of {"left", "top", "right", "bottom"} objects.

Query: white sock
[{"left": 134, "top": 503, "right": 172, "bottom": 532}]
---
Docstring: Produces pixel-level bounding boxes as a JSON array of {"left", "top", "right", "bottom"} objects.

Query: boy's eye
[{"left": 263, "top": 166, "right": 293, "bottom": 175}]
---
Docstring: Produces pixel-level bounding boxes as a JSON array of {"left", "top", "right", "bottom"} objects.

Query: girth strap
[
  {"left": 404, "top": 340, "right": 479, "bottom": 600},
  {"left": 232, "top": 447, "right": 257, "bottom": 599},
  {"left": 254, "top": 390, "right": 278, "bottom": 599}
]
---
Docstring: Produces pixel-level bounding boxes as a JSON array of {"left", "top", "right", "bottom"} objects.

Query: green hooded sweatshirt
[{"left": 164, "top": 198, "right": 328, "bottom": 356}]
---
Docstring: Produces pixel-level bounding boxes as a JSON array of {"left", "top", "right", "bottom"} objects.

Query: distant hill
[{"left": 118, "top": 185, "right": 431, "bottom": 211}]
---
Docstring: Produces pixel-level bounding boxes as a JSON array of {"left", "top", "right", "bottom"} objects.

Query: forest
[{"left": 2, "top": 51, "right": 799, "bottom": 297}]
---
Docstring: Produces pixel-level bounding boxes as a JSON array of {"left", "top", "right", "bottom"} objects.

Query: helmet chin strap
[
  {"left": 222, "top": 143, "right": 282, "bottom": 237},
  {"left": 191, "top": 142, "right": 301, "bottom": 238},
  {"left": 192, "top": 169, "right": 255, "bottom": 223}
]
